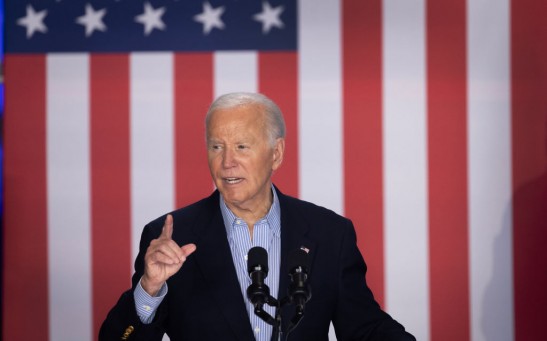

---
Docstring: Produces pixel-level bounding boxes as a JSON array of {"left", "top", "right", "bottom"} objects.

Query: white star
[
  {"left": 253, "top": 2, "right": 284, "bottom": 34},
  {"left": 76, "top": 3, "right": 107, "bottom": 37},
  {"left": 135, "top": 2, "right": 166, "bottom": 36},
  {"left": 193, "top": 2, "right": 225, "bottom": 35},
  {"left": 17, "top": 5, "right": 48, "bottom": 39}
]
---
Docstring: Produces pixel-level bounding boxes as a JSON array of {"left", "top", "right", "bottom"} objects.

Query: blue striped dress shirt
[
  {"left": 134, "top": 187, "right": 282, "bottom": 341},
  {"left": 220, "top": 187, "right": 281, "bottom": 341}
]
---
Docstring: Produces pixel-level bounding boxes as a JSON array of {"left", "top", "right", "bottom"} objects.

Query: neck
[{"left": 225, "top": 189, "right": 273, "bottom": 234}]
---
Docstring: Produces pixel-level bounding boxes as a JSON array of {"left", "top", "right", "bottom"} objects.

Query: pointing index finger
[{"left": 161, "top": 214, "right": 174, "bottom": 239}]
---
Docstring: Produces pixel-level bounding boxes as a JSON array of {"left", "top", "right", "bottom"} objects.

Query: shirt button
[
  {"left": 142, "top": 305, "right": 151, "bottom": 311},
  {"left": 254, "top": 326, "right": 260, "bottom": 334},
  {"left": 236, "top": 219, "right": 241, "bottom": 225},
  {"left": 244, "top": 254, "right": 248, "bottom": 261}
]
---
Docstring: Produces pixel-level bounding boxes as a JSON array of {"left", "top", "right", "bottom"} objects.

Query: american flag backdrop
[{"left": 2, "top": 0, "right": 546, "bottom": 340}]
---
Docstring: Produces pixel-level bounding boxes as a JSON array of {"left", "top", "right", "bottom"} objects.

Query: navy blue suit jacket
[{"left": 100, "top": 187, "right": 415, "bottom": 340}]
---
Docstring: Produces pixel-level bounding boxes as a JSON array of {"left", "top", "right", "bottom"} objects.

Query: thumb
[
  {"left": 181, "top": 243, "right": 197, "bottom": 258},
  {"left": 161, "top": 214, "right": 174, "bottom": 239}
]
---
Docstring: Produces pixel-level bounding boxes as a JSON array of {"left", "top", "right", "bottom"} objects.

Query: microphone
[
  {"left": 246, "top": 246, "right": 271, "bottom": 308},
  {"left": 247, "top": 246, "right": 278, "bottom": 327},
  {"left": 287, "top": 248, "right": 311, "bottom": 327}
]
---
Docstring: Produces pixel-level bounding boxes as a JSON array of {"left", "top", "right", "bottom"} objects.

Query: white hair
[{"left": 205, "top": 92, "right": 286, "bottom": 145}]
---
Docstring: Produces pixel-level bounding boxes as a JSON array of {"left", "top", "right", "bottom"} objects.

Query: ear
[{"left": 272, "top": 138, "right": 285, "bottom": 171}]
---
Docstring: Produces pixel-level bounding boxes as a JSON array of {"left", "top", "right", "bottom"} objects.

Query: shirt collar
[{"left": 220, "top": 185, "right": 282, "bottom": 239}]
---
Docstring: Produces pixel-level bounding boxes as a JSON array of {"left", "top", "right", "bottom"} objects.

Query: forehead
[{"left": 207, "top": 104, "right": 267, "bottom": 136}]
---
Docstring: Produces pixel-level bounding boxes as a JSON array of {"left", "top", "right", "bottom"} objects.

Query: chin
[
  {"left": 219, "top": 189, "right": 242, "bottom": 202},
  {"left": 224, "top": 193, "right": 244, "bottom": 203}
]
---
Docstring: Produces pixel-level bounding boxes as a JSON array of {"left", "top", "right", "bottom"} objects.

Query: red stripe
[
  {"left": 342, "top": 0, "right": 385, "bottom": 306},
  {"left": 427, "top": 1, "right": 470, "bottom": 340},
  {"left": 174, "top": 53, "right": 215, "bottom": 208},
  {"left": 3, "top": 55, "right": 49, "bottom": 340},
  {"left": 90, "top": 54, "right": 132, "bottom": 339},
  {"left": 511, "top": 0, "right": 547, "bottom": 339},
  {"left": 259, "top": 52, "right": 299, "bottom": 198}
]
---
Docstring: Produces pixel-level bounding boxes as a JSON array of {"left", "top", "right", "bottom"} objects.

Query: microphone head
[
  {"left": 288, "top": 248, "right": 310, "bottom": 273},
  {"left": 247, "top": 246, "right": 269, "bottom": 274}
]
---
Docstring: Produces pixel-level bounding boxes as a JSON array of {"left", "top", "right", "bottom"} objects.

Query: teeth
[{"left": 225, "top": 178, "right": 241, "bottom": 184}]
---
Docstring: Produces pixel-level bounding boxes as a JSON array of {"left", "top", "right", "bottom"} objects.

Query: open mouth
[{"left": 224, "top": 177, "right": 243, "bottom": 184}]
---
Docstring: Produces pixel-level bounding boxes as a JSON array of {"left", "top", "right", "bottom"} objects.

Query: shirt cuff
[{"left": 133, "top": 278, "right": 168, "bottom": 324}]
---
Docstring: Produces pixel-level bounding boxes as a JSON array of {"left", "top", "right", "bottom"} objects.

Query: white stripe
[
  {"left": 382, "top": 1, "right": 430, "bottom": 340},
  {"left": 130, "top": 53, "right": 176, "bottom": 262},
  {"left": 214, "top": 51, "right": 258, "bottom": 96},
  {"left": 47, "top": 54, "right": 92, "bottom": 341},
  {"left": 299, "top": 1, "right": 343, "bottom": 339},
  {"left": 298, "top": 0, "right": 343, "bottom": 215},
  {"left": 467, "top": 1, "right": 514, "bottom": 340},
  {"left": 212, "top": 51, "right": 258, "bottom": 193}
]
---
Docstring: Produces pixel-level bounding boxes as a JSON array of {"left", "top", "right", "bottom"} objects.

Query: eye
[
  {"left": 236, "top": 144, "right": 251, "bottom": 152},
  {"left": 209, "top": 144, "right": 223, "bottom": 151}
]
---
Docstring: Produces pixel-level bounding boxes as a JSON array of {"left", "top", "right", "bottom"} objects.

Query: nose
[{"left": 222, "top": 148, "right": 237, "bottom": 168}]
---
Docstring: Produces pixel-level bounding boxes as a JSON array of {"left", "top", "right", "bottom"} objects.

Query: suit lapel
[
  {"left": 277, "top": 189, "right": 316, "bottom": 305},
  {"left": 191, "top": 193, "right": 255, "bottom": 340}
]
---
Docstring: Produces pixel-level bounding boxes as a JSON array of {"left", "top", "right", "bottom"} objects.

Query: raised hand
[{"left": 141, "top": 214, "right": 197, "bottom": 296}]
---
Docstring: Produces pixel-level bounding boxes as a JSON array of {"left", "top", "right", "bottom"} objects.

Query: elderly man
[{"left": 100, "top": 93, "right": 414, "bottom": 341}]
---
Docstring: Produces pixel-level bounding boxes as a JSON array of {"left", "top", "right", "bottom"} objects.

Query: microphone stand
[
  {"left": 247, "top": 247, "right": 311, "bottom": 341},
  {"left": 272, "top": 296, "right": 291, "bottom": 341},
  {"left": 250, "top": 292, "right": 306, "bottom": 341},
  {"left": 249, "top": 293, "right": 284, "bottom": 341}
]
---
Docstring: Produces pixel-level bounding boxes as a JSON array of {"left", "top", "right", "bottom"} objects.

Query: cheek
[
  {"left": 208, "top": 160, "right": 220, "bottom": 177},
  {"left": 255, "top": 158, "right": 274, "bottom": 177},
  {"left": 207, "top": 153, "right": 219, "bottom": 166}
]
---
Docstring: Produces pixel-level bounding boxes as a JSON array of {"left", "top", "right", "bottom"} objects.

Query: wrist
[{"left": 140, "top": 275, "right": 164, "bottom": 297}]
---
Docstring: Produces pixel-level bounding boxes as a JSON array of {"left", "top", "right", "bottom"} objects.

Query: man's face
[{"left": 206, "top": 104, "right": 284, "bottom": 212}]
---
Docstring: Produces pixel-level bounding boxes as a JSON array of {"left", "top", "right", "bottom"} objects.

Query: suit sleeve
[
  {"left": 99, "top": 221, "right": 168, "bottom": 341},
  {"left": 332, "top": 219, "right": 416, "bottom": 341}
]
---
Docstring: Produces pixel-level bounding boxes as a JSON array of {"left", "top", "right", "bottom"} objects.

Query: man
[{"left": 100, "top": 92, "right": 415, "bottom": 340}]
